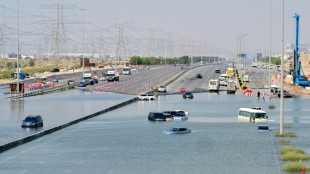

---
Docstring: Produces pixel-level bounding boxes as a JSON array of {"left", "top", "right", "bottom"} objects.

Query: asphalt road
[{"left": 166, "top": 64, "right": 227, "bottom": 93}]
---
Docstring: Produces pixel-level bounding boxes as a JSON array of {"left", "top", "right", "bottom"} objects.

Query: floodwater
[
  {"left": 0, "top": 91, "right": 309, "bottom": 174},
  {"left": 0, "top": 88, "right": 134, "bottom": 145}
]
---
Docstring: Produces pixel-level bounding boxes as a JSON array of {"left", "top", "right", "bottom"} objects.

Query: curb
[{"left": 0, "top": 97, "right": 138, "bottom": 154}]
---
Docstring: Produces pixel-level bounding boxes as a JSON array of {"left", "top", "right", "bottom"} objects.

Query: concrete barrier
[{"left": 0, "top": 97, "right": 138, "bottom": 154}]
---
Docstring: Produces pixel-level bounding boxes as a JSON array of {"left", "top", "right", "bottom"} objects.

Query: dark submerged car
[
  {"left": 148, "top": 112, "right": 173, "bottom": 121},
  {"left": 183, "top": 92, "right": 194, "bottom": 99},
  {"left": 21, "top": 115, "right": 43, "bottom": 128}
]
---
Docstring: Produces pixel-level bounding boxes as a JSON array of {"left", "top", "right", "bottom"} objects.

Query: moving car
[
  {"left": 162, "top": 127, "right": 191, "bottom": 134},
  {"left": 196, "top": 74, "right": 202, "bottom": 79},
  {"left": 215, "top": 68, "right": 221, "bottom": 73},
  {"left": 138, "top": 94, "right": 156, "bottom": 100},
  {"left": 21, "top": 115, "right": 43, "bottom": 128},
  {"left": 50, "top": 68, "right": 60, "bottom": 72},
  {"left": 148, "top": 112, "right": 172, "bottom": 121},
  {"left": 52, "top": 78, "right": 58, "bottom": 83},
  {"left": 158, "top": 85, "right": 166, "bottom": 93},
  {"left": 78, "top": 82, "right": 87, "bottom": 87},
  {"left": 92, "top": 78, "right": 99, "bottom": 83},
  {"left": 183, "top": 92, "right": 193, "bottom": 99},
  {"left": 99, "top": 76, "right": 106, "bottom": 81},
  {"left": 173, "top": 112, "right": 188, "bottom": 120}
]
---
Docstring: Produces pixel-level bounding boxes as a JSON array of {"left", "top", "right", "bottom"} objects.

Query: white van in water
[
  {"left": 238, "top": 108, "right": 268, "bottom": 123},
  {"left": 209, "top": 79, "right": 220, "bottom": 91}
]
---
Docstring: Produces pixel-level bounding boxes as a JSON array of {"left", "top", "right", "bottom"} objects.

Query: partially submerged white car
[{"left": 138, "top": 94, "right": 156, "bottom": 100}]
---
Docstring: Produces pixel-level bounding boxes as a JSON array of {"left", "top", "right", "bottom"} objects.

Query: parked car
[
  {"left": 196, "top": 74, "right": 202, "bottom": 79},
  {"left": 215, "top": 68, "right": 221, "bottom": 73},
  {"left": 78, "top": 82, "right": 87, "bottom": 87},
  {"left": 50, "top": 68, "right": 60, "bottom": 72},
  {"left": 148, "top": 112, "right": 172, "bottom": 121},
  {"left": 162, "top": 127, "right": 191, "bottom": 134},
  {"left": 68, "top": 80, "right": 75, "bottom": 85},
  {"left": 21, "top": 115, "right": 43, "bottom": 128},
  {"left": 52, "top": 78, "right": 58, "bottom": 83},
  {"left": 138, "top": 94, "right": 156, "bottom": 100},
  {"left": 90, "top": 80, "right": 95, "bottom": 85},
  {"left": 158, "top": 85, "right": 166, "bottom": 93},
  {"left": 183, "top": 92, "right": 193, "bottom": 99}
]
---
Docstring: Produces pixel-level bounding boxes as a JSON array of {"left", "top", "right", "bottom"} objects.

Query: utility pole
[{"left": 81, "top": 8, "right": 86, "bottom": 78}]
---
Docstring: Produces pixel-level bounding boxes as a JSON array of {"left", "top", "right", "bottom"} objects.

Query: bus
[{"left": 238, "top": 108, "right": 268, "bottom": 123}]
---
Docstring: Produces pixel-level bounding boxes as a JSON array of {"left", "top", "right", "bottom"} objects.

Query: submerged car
[
  {"left": 173, "top": 112, "right": 188, "bottom": 120},
  {"left": 148, "top": 112, "right": 172, "bottom": 121},
  {"left": 138, "top": 94, "right": 156, "bottom": 100},
  {"left": 257, "top": 125, "right": 270, "bottom": 132},
  {"left": 162, "top": 127, "right": 191, "bottom": 134},
  {"left": 21, "top": 115, "right": 43, "bottom": 128},
  {"left": 158, "top": 86, "right": 166, "bottom": 93},
  {"left": 183, "top": 92, "right": 193, "bottom": 99}
]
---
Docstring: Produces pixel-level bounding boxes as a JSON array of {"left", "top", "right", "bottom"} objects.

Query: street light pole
[
  {"left": 81, "top": 8, "right": 86, "bottom": 78},
  {"left": 269, "top": 0, "right": 272, "bottom": 104},
  {"left": 280, "top": 0, "right": 284, "bottom": 135},
  {"left": 16, "top": 0, "right": 20, "bottom": 97}
]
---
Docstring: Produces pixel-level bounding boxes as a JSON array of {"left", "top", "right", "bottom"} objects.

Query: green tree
[
  {"left": 129, "top": 56, "right": 142, "bottom": 65},
  {"left": 29, "top": 59, "right": 35, "bottom": 67}
]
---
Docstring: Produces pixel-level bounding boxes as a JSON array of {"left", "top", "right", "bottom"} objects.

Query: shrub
[
  {"left": 280, "top": 146, "right": 305, "bottom": 155},
  {"left": 283, "top": 162, "right": 309, "bottom": 172},
  {"left": 282, "top": 154, "right": 310, "bottom": 161}
]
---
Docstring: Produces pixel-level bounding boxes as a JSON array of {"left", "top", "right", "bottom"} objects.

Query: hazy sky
[{"left": 1, "top": 0, "right": 310, "bottom": 58}]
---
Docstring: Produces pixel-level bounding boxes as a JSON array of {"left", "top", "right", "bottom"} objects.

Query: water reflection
[{"left": 10, "top": 99, "right": 24, "bottom": 121}]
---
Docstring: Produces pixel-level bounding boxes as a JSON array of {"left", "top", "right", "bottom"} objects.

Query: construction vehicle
[{"left": 292, "top": 13, "right": 310, "bottom": 86}]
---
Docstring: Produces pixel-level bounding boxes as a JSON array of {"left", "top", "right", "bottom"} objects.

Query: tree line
[{"left": 129, "top": 56, "right": 191, "bottom": 65}]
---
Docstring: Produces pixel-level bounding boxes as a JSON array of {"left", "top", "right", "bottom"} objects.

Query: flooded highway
[{"left": 0, "top": 91, "right": 309, "bottom": 173}]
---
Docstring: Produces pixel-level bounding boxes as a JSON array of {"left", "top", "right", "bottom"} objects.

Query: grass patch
[
  {"left": 282, "top": 154, "right": 310, "bottom": 161},
  {"left": 279, "top": 139, "right": 291, "bottom": 145},
  {"left": 283, "top": 162, "right": 310, "bottom": 172},
  {"left": 280, "top": 146, "right": 305, "bottom": 155},
  {"left": 268, "top": 104, "right": 275, "bottom": 109},
  {"left": 276, "top": 131, "right": 297, "bottom": 137}
]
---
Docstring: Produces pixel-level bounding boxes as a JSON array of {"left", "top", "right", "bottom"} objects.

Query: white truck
[
  {"left": 226, "top": 80, "right": 236, "bottom": 94},
  {"left": 107, "top": 71, "right": 119, "bottom": 82},
  {"left": 219, "top": 74, "right": 228, "bottom": 86},
  {"left": 83, "top": 73, "right": 92, "bottom": 84},
  {"left": 122, "top": 67, "right": 131, "bottom": 75}
]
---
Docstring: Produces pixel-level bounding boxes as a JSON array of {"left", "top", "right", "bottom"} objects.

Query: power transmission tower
[
  {"left": 115, "top": 24, "right": 127, "bottom": 63},
  {"left": 98, "top": 30, "right": 105, "bottom": 59},
  {"left": 0, "top": 25, "right": 5, "bottom": 58},
  {"left": 40, "top": 4, "right": 77, "bottom": 59},
  {"left": 149, "top": 30, "right": 155, "bottom": 57}
]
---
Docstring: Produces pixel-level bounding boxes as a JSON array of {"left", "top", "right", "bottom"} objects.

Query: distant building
[{"left": 256, "top": 53, "right": 262, "bottom": 62}]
